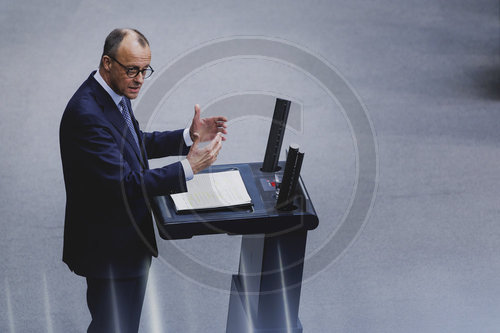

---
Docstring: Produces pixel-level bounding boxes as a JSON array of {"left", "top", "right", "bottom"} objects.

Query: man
[{"left": 59, "top": 28, "right": 227, "bottom": 332}]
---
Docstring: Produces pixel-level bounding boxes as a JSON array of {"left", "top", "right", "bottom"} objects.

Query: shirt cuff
[
  {"left": 181, "top": 159, "right": 194, "bottom": 181},
  {"left": 183, "top": 128, "right": 193, "bottom": 146}
]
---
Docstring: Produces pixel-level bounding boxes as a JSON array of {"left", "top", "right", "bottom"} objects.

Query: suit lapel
[{"left": 88, "top": 74, "right": 145, "bottom": 167}]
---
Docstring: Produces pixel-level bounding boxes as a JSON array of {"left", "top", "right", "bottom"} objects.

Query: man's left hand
[{"left": 189, "top": 104, "right": 228, "bottom": 143}]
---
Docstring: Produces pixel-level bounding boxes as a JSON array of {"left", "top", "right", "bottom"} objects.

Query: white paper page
[{"left": 170, "top": 170, "right": 251, "bottom": 211}]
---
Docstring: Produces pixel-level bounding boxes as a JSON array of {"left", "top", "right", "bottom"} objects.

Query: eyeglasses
[{"left": 108, "top": 56, "right": 154, "bottom": 79}]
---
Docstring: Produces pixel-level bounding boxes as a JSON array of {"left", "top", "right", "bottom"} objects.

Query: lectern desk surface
[{"left": 154, "top": 162, "right": 319, "bottom": 240}]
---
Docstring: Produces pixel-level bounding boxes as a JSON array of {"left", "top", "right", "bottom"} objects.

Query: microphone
[{"left": 276, "top": 143, "right": 304, "bottom": 210}]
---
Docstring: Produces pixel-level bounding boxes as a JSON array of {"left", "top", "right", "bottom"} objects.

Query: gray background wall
[{"left": 1, "top": 0, "right": 499, "bottom": 332}]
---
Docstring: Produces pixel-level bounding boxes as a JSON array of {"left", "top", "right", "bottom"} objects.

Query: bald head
[{"left": 99, "top": 28, "right": 149, "bottom": 68}]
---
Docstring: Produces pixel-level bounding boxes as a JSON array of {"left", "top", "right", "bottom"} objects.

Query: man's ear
[{"left": 102, "top": 56, "right": 111, "bottom": 71}]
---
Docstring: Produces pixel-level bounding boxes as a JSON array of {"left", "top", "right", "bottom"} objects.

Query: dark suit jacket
[{"left": 60, "top": 71, "right": 189, "bottom": 278}]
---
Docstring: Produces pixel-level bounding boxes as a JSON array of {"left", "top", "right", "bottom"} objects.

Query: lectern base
[
  {"left": 226, "top": 231, "right": 307, "bottom": 333},
  {"left": 226, "top": 275, "right": 303, "bottom": 333}
]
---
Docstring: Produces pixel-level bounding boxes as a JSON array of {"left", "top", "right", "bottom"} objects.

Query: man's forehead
[{"left": 116, "top": 45, "right": 151, "bottom": 65}]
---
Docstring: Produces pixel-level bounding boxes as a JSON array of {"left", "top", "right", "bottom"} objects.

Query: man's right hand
[{"left": 186, "top": 132, "right": 223, "bottom": 174}]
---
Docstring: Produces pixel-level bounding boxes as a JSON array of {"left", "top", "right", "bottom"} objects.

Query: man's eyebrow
[{"left": 126, "top": 64, "right": 150, "bottom": 70}]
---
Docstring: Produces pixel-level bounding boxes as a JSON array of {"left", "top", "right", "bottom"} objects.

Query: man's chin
[{"left": 125, "top": 91, "right": 140, "bottom": 100}]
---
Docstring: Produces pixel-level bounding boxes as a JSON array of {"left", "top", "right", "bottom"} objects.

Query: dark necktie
[{"left": 119, "top": 98, "right": 140, "bottom": 148}]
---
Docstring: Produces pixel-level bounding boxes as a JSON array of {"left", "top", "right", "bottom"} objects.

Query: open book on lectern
[{"left": 169, "top": 169, "right": 253, "bottom": 213}]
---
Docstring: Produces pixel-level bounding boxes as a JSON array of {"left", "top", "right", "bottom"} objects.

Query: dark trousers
[{"left": 86, "top": 273, "right": 149, "bottom": 333}]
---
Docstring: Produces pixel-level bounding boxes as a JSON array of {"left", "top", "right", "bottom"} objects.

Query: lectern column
[{"left": 226, "top": 229, "right": 308, "bottom": 333}]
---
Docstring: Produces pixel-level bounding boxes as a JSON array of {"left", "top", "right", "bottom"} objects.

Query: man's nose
[{"left": 134, "top": 72, "right": 145, "bottom": 84}]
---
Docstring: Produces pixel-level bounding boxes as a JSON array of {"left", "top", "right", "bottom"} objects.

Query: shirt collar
[{"left": 94, "top": 70, "right": 123, "bottom": 107}]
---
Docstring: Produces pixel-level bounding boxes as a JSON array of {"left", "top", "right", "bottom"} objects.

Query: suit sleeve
[
  {"left": 61, "top": 112, "right": 187, "bottom": 201},
  {"left": 141, "top": 129, "right": 190, "bottom": 159}
]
